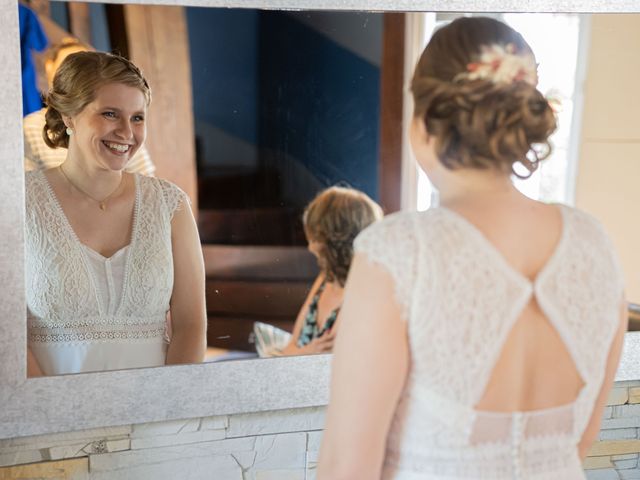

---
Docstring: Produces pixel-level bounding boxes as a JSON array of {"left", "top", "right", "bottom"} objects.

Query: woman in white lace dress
[
  {"left": 25, "top": 52, "right": 207, "bottom": 376},
  {"left": 318, "top": 17, "right": 627, "bottom": 479}
]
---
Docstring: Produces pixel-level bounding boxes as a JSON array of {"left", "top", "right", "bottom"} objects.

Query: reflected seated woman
[
  {"left": 280, "top": 187, "right": 382, "bottom": 356},
  {"left": 25, "top": 51, "right": 207, "bottom": 376}
]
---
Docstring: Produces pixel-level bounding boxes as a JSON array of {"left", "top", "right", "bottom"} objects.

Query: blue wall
[
  {"left": 49, "top": 1, "right": 110, "bottom": 52},
  {"left": 187, "top": 8, "right": 259, "bottom": 145},
  {"left": 257, "top": 12, "right": 380, "bottom": 201},
  {"left": 186, "top": 9, "right": 381, "bottom": 204}
]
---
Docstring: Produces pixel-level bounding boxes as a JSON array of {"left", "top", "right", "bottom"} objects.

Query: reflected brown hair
[
  {"left": 411, "top": 17, "right": 557, "bottom": 178},
  {"left": 304, "top": 187, "right": 383, "bottom": 287},
  {"left": 43, "top": 51, "right": 151, "bottom": 149}
]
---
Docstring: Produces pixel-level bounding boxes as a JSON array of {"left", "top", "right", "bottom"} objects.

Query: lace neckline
[
  {"left": 38, "top": 170, "right": 140, "bottom": 260},
  {"left": 37, "top": 170, "right": 141, "bottom": 316},
  {"left": 437, "top": 204, "right": 568, "bottom": 289}
]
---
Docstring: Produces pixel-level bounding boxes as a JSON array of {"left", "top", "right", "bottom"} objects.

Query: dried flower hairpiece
[{"left": 454, "top": 43, "right": 538, "bottom": 86}]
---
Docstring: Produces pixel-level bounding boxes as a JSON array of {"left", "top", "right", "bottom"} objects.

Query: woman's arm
[
  {"left": 317, "top": 254, "right": 409, "bottom": 479},
  {"left": 578, "top": 300, "right": 628, "bottom": 459},
  {"left": 280, "top": 274, "right": 335, "bottom": 356},
  {"left": 165, "top": 202, "right": 207, "bottom": 365}
]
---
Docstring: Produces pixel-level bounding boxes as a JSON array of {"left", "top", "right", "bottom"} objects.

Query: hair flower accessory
[{"left": 454, "top": 43, "right": 538, "bottom": 86}]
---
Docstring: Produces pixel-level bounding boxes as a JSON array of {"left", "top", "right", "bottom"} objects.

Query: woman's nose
[{"left": 115, "top": 119, "right": 133, "bottom": 139}]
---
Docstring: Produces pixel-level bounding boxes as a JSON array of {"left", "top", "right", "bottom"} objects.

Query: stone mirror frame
[{"left": 2, "top": 0, "right": 640, "bottom": 440}]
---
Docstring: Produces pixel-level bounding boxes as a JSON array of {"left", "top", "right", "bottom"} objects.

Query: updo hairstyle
[
  {"left": 411, "top": 17, "right": 557, "bottom": 178},
  {"left": 303, "top": 187, "right": 383, "bottom": 287},
  {"left": 43, "top": 51, "right": 151, "bottom": 149}
]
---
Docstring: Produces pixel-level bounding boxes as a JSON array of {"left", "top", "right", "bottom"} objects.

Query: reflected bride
[{"left": 25, "top": 51, "right": 207, "bottom": 376}]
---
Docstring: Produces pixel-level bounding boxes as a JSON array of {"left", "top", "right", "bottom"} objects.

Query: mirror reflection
[
  {"left": 18, "top": 5, "right": 640, "bottom": 376},
  {"left": 21, "top": 4, "right": 385, "bottom": 375}
]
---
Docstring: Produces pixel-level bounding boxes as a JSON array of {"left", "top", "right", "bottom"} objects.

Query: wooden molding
[
  {"left": 378, "top": 13, "right": 405, "bottom": 213},
  {"left": 67, "top": 2, "right": 91, "bottom": 46},
  {"left": 123, "top": 5, "right": 197, "bottom": 209}
]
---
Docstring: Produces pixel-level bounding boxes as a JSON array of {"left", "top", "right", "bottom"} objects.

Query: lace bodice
[
  {"left": 25, "top": 171, "right": 186, "bottom": 374},
  {"left": 354, "top": 206, "right": 624, "bottom": 480}
]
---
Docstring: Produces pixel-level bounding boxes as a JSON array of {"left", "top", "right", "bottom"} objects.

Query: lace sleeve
[
  {"left": 572, "top": 208, "right": 626, "bottom": 301},
  {"left": 158, "top": 179, "right": 190, "bottom": 221},
  {"left": 353, "top": 211, "right": 418, "bottom": 320},
  {"left": 595, "top": 219, "right": 626, "bottom": 301}
]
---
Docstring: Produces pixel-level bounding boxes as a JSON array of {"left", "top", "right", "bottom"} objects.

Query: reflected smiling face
[{"left": 64, "top": 82, "right": 147, "bottom": 172}]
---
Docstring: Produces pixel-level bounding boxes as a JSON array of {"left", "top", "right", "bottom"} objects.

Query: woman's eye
[
  {"left": 133, "top": 115, "right": 145, "bottom": 123},
  {"left": 102, "top": 111, "right": 116, "bottom": 118}
]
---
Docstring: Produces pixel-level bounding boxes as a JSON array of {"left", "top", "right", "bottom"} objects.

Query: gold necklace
[{"left": 59, "top": 166, "right": 123, "bottom": 211}]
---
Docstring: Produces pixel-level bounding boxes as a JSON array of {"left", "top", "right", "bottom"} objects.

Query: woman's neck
[
  {"left": 435, "top": 168, "right": 522, "bottom": 209},
  {"left": 61, "top": 153, "right": 123, "bottom": 199},
  {"left": 321, "top": 274, "right": 344, "bottom": 292}
]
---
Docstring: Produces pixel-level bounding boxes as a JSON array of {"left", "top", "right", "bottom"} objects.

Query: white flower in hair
[{"left": 454, "top": 43, "right": 538, "bottom": 86}]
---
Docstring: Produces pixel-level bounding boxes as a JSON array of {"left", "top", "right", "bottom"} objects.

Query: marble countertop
[{"left": 615, "top": 332, "right": 640, "bottom": 382}]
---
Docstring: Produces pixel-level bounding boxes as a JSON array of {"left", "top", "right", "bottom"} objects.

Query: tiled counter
[
  {"left": 0, "top": 407, "right": 326, "bottom": 480},
  {"left": 3, "top": 334, "right": 640, "bottom": 479}
]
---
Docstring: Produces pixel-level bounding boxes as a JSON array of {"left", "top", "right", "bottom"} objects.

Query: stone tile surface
[
  {"left": 254, "top": 469, "right": 305, "bottom": 480},
  {"left": 251, "top": 433, "right": 307, "bottom": 470},
  {"left": 0, "top": 427, "right": 131, "bottom": 452},
  {"left": 130, "top": 428, "right": 226, "bottom": 450},
  {"left": 0, "top": 457, "right": 89, "bottom": 479},
  {"left": 227, "top": 408, "right": 325, "bottom": 438},
  {"left": 600, "top": 428, "right": 638, "bottom": 441},
  {"left": 584, "top": 455, "right": 614, "bottom": 469},
  {"left": 90, "top": 453, "right": 243, "bottom": 480},
  {"left": 586, "top": 468, "right": 624, "bottom": 480},
  {"left": 590, "top": 440, "right": 640, "bottom": 457},
  {"left": 610, "top": 387, "right": 631, "bottom": 406}
]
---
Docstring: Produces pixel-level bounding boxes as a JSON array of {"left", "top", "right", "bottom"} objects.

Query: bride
[
  {"left": 25, "top": 51, "right": 207, "bottom": 376},
  {"left": 317, "top": 17, "right": 626, "bottom": 479}
]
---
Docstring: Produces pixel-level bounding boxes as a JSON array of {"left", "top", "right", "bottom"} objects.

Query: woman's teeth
[{"left": 104, "top": 141, "right": 130, "bottom": 153}]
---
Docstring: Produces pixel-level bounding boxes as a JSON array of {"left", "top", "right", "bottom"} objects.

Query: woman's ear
[{"left": 62, "top": 115, "right": 74, "bottom": 131}]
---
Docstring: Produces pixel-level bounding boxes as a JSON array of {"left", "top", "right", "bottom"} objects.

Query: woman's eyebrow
[{"left": 98, "top": 106, "right": 146, "bottom": 115}]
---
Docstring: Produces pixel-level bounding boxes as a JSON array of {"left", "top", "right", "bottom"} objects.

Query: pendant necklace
[{"left": 59, "top": 166, "right": 123, "bottom": 211}]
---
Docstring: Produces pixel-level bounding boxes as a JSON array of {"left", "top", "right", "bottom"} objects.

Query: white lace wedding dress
[
  {"left": 25, "top": 171, "right": 187, "bottom": 375},
  {"left": 354, "top": 206, "right": 624, "bottom": 480}
]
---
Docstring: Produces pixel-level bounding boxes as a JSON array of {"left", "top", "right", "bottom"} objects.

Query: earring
[{"left": 66, "top": 127, "right": 73, "bottom": 136}]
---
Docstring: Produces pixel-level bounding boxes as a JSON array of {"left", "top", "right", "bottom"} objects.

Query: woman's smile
[{"left": 67, "top": 82, "right": 147, "bottom": 171}]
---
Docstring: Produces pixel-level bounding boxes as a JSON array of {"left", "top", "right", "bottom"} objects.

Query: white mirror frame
[{"left": 3, "top": 0, "right": 640, "bottom": 440}]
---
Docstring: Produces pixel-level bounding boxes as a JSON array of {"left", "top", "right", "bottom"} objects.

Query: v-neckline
[
  {"left": 438, "top": 204, "right": 568, "bottom": 290},
  {"left": 38, "top": 170, "right": 140, "bottom": 315},
  {"left": 39, "top": 170, "right": 140, "bottom": 260},
  {"left": 437, "top": 205, "right": 589, "bottom": 410}
]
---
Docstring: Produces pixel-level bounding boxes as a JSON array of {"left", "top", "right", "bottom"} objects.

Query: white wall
[{"left": 575, "top": 14, "right": 640, "bottom": 302}]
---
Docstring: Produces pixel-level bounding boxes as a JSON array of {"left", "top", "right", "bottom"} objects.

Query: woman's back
[
  {"left": 448, "top": 197, "right": 581, "bottom": 412},
  {"left": 353, "top": 202, "right": 624, "bottom": 479},
  {"left": 317, "top": 16, "right": 626, "bottom": 480}
]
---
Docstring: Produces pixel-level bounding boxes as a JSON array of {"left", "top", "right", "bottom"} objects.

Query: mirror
[
  {"left": 19, "top": 5, "right": 640, "bottom": 377},
  {"left": 22, "top": 3, "right": 387, "bottom": 375},
  {"left": 5, "top": 0, "right": 640, "bottom": 441}
]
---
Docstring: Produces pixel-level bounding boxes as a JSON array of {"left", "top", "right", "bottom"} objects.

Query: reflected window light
[{"left": 415, "top": 13, "right": 584, "bottom": 210}]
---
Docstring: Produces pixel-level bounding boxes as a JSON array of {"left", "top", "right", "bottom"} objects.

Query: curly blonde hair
[
  {"left": 304, "top": 187, "right": 383, "bottom": 287},
  {"left": 43, "top": 51, "right": 151, "bottom": 149},
  {"left": 411, "top": 17, "right": 557, "bottom": 178}
]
